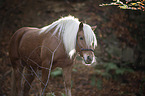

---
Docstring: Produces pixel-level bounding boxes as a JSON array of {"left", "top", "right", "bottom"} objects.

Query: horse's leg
[
  {"left": 41, "top": 60, "right": 50, "bottom": 95},
  {"left": 41, "top": 68, "right": 49, "bottom": 95},
  {"left": 63, "top": 65, "right": 73, "bottom": 96},
  {"left": 11, "top": 60, "right": 24, "bottom": 96},
  {"left": 23, "top": 67, "right": 37, "bottom": 96}
]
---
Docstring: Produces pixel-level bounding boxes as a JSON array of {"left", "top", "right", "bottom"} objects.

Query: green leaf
[
  {"left": 115, "top": 68, "right": 125, "bottom": 75},
  {"left": 51, "top": 68, "right": 62, "bottom": 77},
  {"left": 101, "top": 72, "right": 112, "bottom": 79},
  {"left": 61, "top": 93, "right": 66, "bottom": 96},
  {"left": 90, "top": 75, "right": 96, "bottom": 86},
  {"left": 123, "top": 68, "right": 134, "bottom": 73},
  {"left": 97, "top": 78, "right": 102, "bottom": 90},
  {"left": 118, "top": 4, "right": 129, "bottom": 9},
  {"left": 46, "top": 92, "right": 56, "bottom": 96},
  {"left": 95, "top": 70, "right": 102, "bottom": 74},
  {"left": 72, "top": 68, "right": 77, "bottom": 72},
  {"left": 105, "top": 63, "right": 118, "bottom": 72}
]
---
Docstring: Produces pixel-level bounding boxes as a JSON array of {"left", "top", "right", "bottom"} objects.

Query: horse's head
[{"left": 76, "top": 22, "right": 97, "bottom": 64}]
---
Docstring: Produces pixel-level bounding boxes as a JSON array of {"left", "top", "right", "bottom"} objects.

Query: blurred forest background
[{"left": 0, "top": 0, "right": 145, "bottom": 96}]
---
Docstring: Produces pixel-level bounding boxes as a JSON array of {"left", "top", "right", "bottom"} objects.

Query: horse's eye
[{"left": 80, "top": 37, "right": 83, "bottom": 40}]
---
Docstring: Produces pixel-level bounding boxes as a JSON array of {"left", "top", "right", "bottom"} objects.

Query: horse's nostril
[
  {"left": 87, "top": 56, "right": 89, "bottom": 59},
  {"left": 87, "top": 56, "right": 91, "bottom": 61}
]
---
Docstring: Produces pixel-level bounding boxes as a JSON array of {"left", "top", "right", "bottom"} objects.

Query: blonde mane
[{"left": 40, "top": 16, "right": 97, "bottom": 58}]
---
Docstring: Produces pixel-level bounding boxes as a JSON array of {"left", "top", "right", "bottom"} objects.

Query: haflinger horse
[{"left": 9, "top": 16, "right": 97, "bottom": 96}]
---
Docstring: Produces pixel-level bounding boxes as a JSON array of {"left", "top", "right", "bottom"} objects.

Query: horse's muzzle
[{"left": 83, "top": 54, "right": 93, "bottom": 64}]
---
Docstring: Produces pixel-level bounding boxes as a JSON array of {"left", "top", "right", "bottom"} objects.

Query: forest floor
[{"left": 0, "top": 0, "right": 145, "bottom": 96}]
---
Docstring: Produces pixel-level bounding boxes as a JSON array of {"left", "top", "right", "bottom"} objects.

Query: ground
[{"left": 0, "top": 0, "right": 145, "bottom": 96}]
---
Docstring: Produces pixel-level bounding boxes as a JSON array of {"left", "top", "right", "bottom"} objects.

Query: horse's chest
[{"left": 52, "top": 57, "right": 74, "bottom": 68}]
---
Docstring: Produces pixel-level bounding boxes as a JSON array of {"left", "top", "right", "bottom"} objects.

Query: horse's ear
[
  {"left": 91, "top": 26, "right": 97, "bottom": 31},
  {"left": 79, "top": 22, "right": 83, "bottom": 30}
]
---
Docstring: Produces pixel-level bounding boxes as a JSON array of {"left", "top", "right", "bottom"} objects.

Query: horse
[{"left": 9, "top": 16, "right": 97, "bottom": 96}]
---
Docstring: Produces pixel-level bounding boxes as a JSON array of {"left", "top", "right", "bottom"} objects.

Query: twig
[
  {"left": 17, "top": 68, "right": 32, "bottom": 89},
  {"left": 29, "top": 65, "right": 45, "bottom": 86},
  {"left": 41, "top": 41, "right": 62, "bottom": 95}
]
